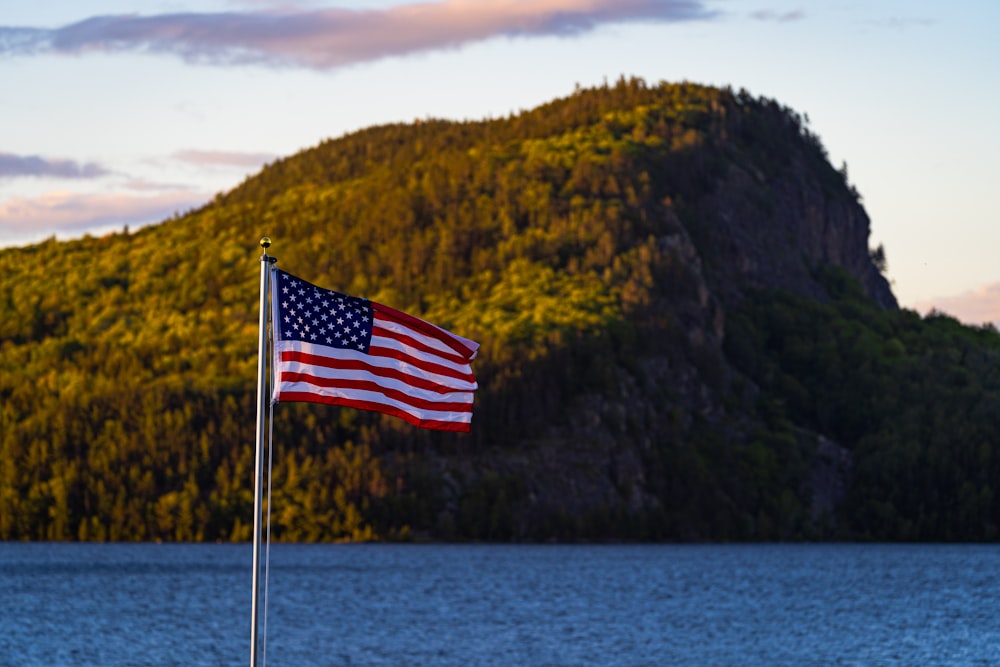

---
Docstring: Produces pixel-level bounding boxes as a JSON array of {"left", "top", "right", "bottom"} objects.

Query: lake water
[{"left": 1, "top": 542, "right": 998, "bottom": 666}]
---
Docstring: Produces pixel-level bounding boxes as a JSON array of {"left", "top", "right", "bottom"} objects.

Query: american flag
[{"left": 270, "top": 268, "right": 479, "bottom": 432}]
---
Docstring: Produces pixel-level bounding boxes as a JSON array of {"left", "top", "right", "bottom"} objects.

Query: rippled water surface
[{"left": 1, "top": 542, "right": 999, "bottom": 666}]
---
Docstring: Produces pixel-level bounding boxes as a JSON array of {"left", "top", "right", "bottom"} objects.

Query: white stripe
[
  {"left": 278, "top": 358, "right": 475, "bottom": 405},
  {"left": 278, "top": 340, "right": 478, "bottom": 392},
  {"left": 276, "top": 381, "right": 473, "bottom": 423}
]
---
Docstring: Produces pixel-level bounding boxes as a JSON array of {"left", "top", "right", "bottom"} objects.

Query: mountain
[{"left": 2, "top": 77, "right": 999, "bottom": 542}]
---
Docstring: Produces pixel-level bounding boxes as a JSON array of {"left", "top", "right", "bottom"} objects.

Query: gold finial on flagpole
[{"left": 259, "top": 236, "right": 271, "bottom": 249}]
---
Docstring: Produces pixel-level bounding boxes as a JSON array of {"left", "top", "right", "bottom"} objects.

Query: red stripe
[
  {"left": 279, "top": 350, "right": 473, "bottom": 393},
  {"left": 372, "top": 302, "right": 476, "bottom": 359},
  {"left": 279, "top": 372, "right": 473, "bottom": 413},
  {"left": 275, "top": 391, "right": 472, "bottom": 432},
  {"left": 374, "top": 320, "right": 470, "bottom": 367}
]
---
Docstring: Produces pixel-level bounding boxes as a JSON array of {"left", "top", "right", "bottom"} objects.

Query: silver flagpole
[{"left": 251, "top": 236, "right": 275, "bottom": 667}]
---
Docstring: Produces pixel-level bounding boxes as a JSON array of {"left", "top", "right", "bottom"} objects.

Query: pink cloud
[
  {"left": 0, "top": 0, "right": 714, "bottom": 69},
  {"left": 914, "top": 283, "right": 1000, "bottom": 326},
  {"left": 172, "top": 149, "right": 277, "bottom": 168},
  {"left": 0, "top": 189, "right": 210, "bottom": 236}
]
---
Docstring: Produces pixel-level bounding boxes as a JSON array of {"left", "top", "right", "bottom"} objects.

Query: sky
[{"left": 1, "top": 0, "right": 997, "bottom": 323}]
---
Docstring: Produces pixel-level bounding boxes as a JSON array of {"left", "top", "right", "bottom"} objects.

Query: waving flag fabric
[{"left": 270, "top": 268, "right": 479, "bottom": 432}]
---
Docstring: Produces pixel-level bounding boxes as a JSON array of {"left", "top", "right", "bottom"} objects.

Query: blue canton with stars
[{"left": 274, "top": 269, "right": 373, "bottom": 353}]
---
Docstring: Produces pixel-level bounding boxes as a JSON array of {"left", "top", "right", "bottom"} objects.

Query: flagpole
[{"left": 251, "top": 236, "right": 275, "bottom": 667}]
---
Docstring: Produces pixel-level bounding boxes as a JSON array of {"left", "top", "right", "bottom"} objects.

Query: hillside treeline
[
  {"left": 1, "top": 77, "right": 997, "bottom": 542},
  {"left": 728, "top": 272, "right": 1000, "bottom": 540}
]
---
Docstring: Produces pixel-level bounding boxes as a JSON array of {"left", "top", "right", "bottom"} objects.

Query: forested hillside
[{"left": 2, "top": 77, "right": 998, "bottom": 542}]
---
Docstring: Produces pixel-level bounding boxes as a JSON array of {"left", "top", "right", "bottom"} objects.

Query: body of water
[{"left": 1, "top": 542, "right": 998, "bottom": 666}]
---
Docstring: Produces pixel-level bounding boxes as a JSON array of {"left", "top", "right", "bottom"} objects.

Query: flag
[{"left": 270, "top": 268, "right": 479, "bottom": 432}]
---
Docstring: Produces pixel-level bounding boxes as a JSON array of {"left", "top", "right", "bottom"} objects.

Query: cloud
[
  {"left": 0, "top": 189, "right": 210, "bottom": 235},
  {"left": 0, "top": 0, "right": 715, "bottom": 69},
  {"left": 914, "top": 283, "right": 1000, "bottom": 327},
  {"left": 865, "top": 16, "right": 935, "bottom": 31},
  {"left": 173, "top": 149, "right": 277, "bottom": 168},
  {"left": 0, "top": 152, "right": 110, "bottom": 179},
  {"left": 750, "top": 9, "right": 804, "bottom": 22}
]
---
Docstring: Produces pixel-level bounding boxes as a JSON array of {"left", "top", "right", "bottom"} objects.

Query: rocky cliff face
[
  {"left": 689, "top": 151, "right": 896, "bottom": 311},
  {"left": 425, "top": 108, "right": 898, "bottom": 541}
]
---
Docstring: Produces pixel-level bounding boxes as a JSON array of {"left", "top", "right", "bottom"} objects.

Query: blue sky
[{"left": 1, "top": 0, "right": 997, "bottom": 322}]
